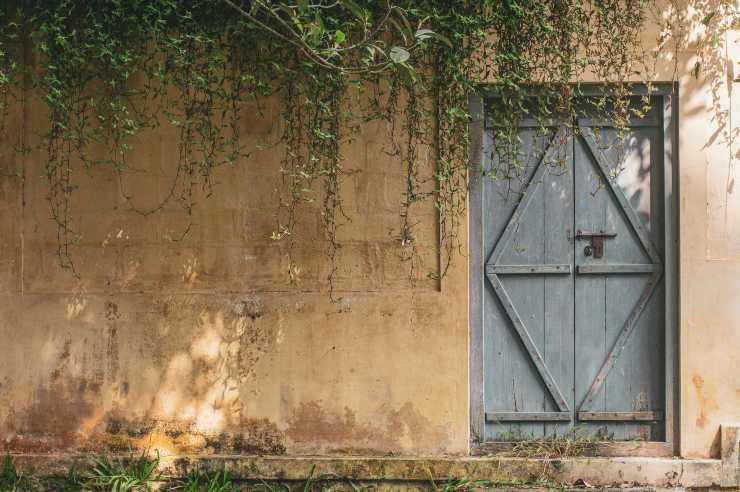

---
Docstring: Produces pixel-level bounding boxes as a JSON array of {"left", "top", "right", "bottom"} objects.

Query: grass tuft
[
  {"left": 1, "top": 454, "right": 33, "bottom": 492},
  {"left": 84, "top": 450, "right": 161, "bottom": 492},
  {"left": 172, "top": 469, "right": 232, "bottom": 492}
]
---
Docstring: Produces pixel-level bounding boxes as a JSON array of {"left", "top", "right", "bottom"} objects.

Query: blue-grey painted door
[{"left": 481, "top": 97, "right": 667, "bottom": 441}]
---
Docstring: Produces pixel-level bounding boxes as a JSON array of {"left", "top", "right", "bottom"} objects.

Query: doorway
[{"left": 469, "top": 87, "right": 678, "bottom": 455}]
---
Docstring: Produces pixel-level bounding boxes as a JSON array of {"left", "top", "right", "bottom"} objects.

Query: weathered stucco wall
[
  {"left": 0, "top": 76, "right": 470, "bottom": 456},
  {"left": 673, "top": 19, "right": 740, "bottom": 460},
  {"left": 636, "top": 4, "right": 740, "bottom": 458},
  {"left": 1, "top": 3, "right": 740, "bottom": 461}
]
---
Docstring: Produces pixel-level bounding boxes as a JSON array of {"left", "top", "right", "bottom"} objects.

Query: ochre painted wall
[
  {"left": 636, "top": 3, "right": 740, "bottom": 458},
  {"left": 1, "top": 3, "right": 740, "bottom": 459},
  {"left": 672, "top": 20, "right": 740, "bottom": 461},
  {"left": 0, "top": 83, "right": 470, "bottom": 456}
]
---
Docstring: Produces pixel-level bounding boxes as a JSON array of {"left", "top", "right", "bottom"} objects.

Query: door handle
[{"left": 574, "top": 230, "right": 617, "bottom": 259}]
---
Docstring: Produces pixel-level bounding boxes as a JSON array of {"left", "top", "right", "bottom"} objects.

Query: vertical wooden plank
[
  {"left": 468, "top": 94, "right": 485, "bottom": 447},
  {"left": 484, "top": 126, "right": 571, "bottom": 440},
  {"left": 494, "top": 128, "right": 549, "bottom": 439},
  {"left": 602, "top": 148, "right": 633, "bottom": 441},
  {"left": 483, "top": 129, "right": 542, "bottom": 440},
  {"left": 663, "top": 92, "right": 679, "bottom": 451},
  {"left": 543, "top": 133, "right": 575, "bottom": 436},
  {"left": 648, "top": 117, "right": 668, "bottom": 442},
  {"left": 575, "top": 110, "right": 667, "bottom": 442},
  {"left": 602, "top": 126, "right": 662, "bottom": 440},
  {"left": 574, "top": 133, "right": 609, "bottom": 431}
]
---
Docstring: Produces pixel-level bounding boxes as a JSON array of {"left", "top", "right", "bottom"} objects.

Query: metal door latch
[{"left": 574, "top": 230, "right": 617, "bottom": 258}]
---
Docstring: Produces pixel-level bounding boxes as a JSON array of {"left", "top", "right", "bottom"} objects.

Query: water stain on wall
[
  {"left": 80, "top": 416, "right": 286, "bottom": 455},
  {"left": 285, "top": 400, "right": 450, "bottom": 455},
  {"left": 2, "top": 378, "right": 97, "bottom": 453}
]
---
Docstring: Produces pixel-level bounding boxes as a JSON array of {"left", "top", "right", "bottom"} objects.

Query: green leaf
[
  {"left": 334, "top": 29, "right": 346, "bottom": 44},
  {"left": 414, "top": 29, "right": 434, "bottom": 40},
  {"left": 415, "top": 28, "right": 452, "bottom": 47},
  {"left": 389, "top": 46, "right": 410, "bottom": 64},
  {"left": 308, "top": 23, "right": 323, "bottom": 44},
  {"left": 701, "top": 11, "right": 716, "bottom": 26}
]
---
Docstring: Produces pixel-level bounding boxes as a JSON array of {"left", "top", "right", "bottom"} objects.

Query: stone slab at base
[
  {"left": 721, "top": 424, "right": 740, "bottom": 488},
  {"left": 7, "top": 455, "right": 733, "bottom": 490}
]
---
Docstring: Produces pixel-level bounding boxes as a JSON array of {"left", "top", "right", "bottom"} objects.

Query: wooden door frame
[{"left": 468, "top": 83, "right": 680, "bottom": 457}]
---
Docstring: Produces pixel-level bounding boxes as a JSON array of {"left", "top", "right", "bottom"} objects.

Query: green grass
[
  {"left": 0, "top": 452, "right": 161, "bottom": 492},
  {"left": 0, "top": 454, "right": 35, "bottom": 492},
  {"left": 1, "top": 453, "right": 567, "bottom": 491},
  {"left": 491, "top": 427, "right": 614, "bottom": 459},
  {"left": 83, "top": 451, "right": 161, "bottom": 491},
  {"left": 172, "top": 469, "right": 233, "bottom": 492}
]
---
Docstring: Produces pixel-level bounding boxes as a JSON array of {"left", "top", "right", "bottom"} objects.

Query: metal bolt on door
[{"left": 478, "top": 95, "right": 670, "bottom": 442}]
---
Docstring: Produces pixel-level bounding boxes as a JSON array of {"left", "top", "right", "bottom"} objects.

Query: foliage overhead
[{"left": 0, "top": 0, "right": 660, "bottom": 293}]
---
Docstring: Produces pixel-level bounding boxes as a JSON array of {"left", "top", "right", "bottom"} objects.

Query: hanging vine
[
  {"left": 0, "top": 8, "right": 18, "bottom": 143},
  {"left": 0, "top": 0, "right": 660, "bottom": 293}
]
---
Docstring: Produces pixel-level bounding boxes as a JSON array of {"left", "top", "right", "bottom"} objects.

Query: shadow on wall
[
  {"left": 0, "top": 286, "right": 453, "bottom": 456},
  {"left": 664, "top": 0, "right": 740, "bottom": 258},
  {"left": 1, "top": 294, "right": 282, "bottom": 454}
]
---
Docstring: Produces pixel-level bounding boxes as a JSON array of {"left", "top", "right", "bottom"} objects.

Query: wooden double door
[{"left": 473, "top": 94, "right": 676, "bottom": 443}]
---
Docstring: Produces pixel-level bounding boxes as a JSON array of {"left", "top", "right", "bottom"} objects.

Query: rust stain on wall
[
  {"left": 692, "top": 375, "right": 719, "bottom": 429},
  {"left": 2, "top": 379, "right": 96, "bottom": 453}
]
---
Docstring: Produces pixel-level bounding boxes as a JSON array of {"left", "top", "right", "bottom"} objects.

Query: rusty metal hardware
[{"left": 574, "top": 230, "right": 617, "bottom": 259}]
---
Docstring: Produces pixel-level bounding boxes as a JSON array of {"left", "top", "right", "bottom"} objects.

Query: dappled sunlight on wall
[{"left": 0, "top": 239, "right": 467, "bottom": 457}]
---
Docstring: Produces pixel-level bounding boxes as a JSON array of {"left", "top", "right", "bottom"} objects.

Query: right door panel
[{"left": 573, "top": 120, "right": 666, "bottom": 441}]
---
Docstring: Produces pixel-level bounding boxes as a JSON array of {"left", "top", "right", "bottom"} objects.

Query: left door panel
[{"left": 482, "top": 126, "right": 575, "bottom": 440}]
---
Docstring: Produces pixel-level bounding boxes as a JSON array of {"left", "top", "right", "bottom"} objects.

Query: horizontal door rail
[
  {"left": 486, "top": 264, "right": 571, "bottom": 275},
  {"left": 486, "top": 412, "right": 571, "bottom": 422},
  {"left": 577, "top": 264, "right": 661, "bottom": 275},
  {"left": 578, "top": 411, "right": 664, "bottom": 422}
]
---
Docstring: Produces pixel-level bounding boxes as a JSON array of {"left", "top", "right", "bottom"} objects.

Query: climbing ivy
[{"left": 0, "top": 0, "right": 657, "bottom": 292}]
